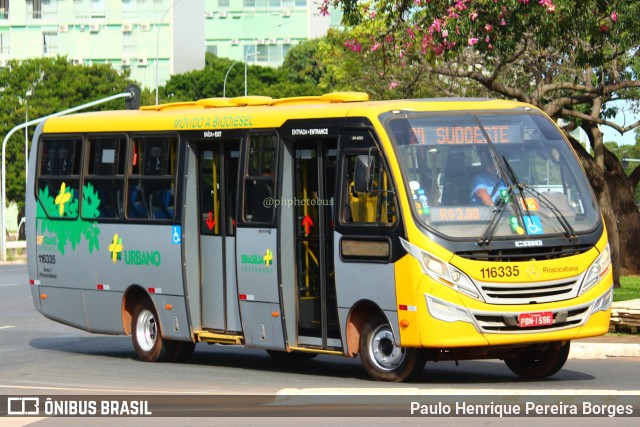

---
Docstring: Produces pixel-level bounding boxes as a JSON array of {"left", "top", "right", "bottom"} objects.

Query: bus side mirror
[{"left": 354, "top": 154, "right": 373, "bottom": 193}]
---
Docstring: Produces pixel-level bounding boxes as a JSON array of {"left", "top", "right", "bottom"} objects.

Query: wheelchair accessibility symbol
[
  {"left": 523, "top": 215, "right": 544, "bottom": 235},
  {"left": 172, "top": 226, "right": 182, "bottom": 244}
]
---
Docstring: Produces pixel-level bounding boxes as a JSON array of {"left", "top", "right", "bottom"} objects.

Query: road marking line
[
  {"left": 276, "top": 388, "right": 640, "bottom": 396},
  {"left": 1, "top": 417, "right": 46, "bottom": 427},
  {"left": 0, "top": 384, "right": 235, "bottom": 394},
  {"left": 0, "top": 325, "right": 15, "bottom": 330}
]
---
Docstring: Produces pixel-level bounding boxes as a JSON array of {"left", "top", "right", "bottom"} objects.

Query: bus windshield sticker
[{"left": 523, "top": 215, "right": 544, "bottom": 235}]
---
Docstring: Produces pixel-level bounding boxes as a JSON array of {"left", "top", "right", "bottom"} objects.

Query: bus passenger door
[
  {"left": 235, "top": 133, "right": 286, "bottom": 350},
  {"left": 197, "top": 142, "right": 241, "bottom": 333},
  {"left": 290, "top": 140, "right": 341, "bottom": 349}
]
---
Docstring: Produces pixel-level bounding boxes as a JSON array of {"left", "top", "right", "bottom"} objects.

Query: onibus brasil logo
[{"left": 108, "top": 233, "right": 162, "bottom": 266}]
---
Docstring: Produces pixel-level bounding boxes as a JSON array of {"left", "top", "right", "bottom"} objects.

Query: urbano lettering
[{"left": 124, "top": 250, "right": 162, "bottom": 266}]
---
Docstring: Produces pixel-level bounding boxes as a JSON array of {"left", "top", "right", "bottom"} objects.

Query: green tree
[
  {"left": 317, "top": 28, "right": 491, "bottom": 99},
  {"left": 0, "top": 56, "right": 137, "bottom": 214},
  {"left": 161, "top": 50, "right": 337, "bottom": 102},
  {"left": 323, "top": 0, "right": 640, "bottom": 278},
  {"left": 162, "top": 53, "right": 303, "bottom": 101}
]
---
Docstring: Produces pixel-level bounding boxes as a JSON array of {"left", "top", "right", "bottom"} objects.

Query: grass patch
[{"left": 614, "top": 276, "right": 640, "bottom": 302}]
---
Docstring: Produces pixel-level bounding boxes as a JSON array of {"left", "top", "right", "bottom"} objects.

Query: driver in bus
[{"left": 470, "top": 148, "right": 507, "bottom": 206}]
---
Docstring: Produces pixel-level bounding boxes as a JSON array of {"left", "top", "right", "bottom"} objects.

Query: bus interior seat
[
  {"left": 150, "top": 190, "right": 174, "bottom": 219},
  {"left": 97, "top": 188, "right": 117, "bottom": 218},
  {"left": 441, "top": 150, "right": 471, "bottom": 205},
  {"left": 128, "top": 186, "right": 148, "bottom": 218},
  {"left": 348, "top": 182, "right": 379, "bottom": 223}
]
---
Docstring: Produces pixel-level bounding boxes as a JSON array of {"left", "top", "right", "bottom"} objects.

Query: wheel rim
[
  {"left": 368, "top": 324, "right": 405, "bottom": 371},
  {"left": 136, "top": 309, "right": 157, "bottom": 352}
]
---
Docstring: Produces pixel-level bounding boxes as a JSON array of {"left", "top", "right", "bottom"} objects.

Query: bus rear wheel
[
  {"left": 504, "top": 341, "right": 570, "bottom": 379},
  {"left": 132, "top": 302, "right": 174, "bottom": 362},
  {"left": 359, "top": 314, "right": 425, "bottom": 382}
]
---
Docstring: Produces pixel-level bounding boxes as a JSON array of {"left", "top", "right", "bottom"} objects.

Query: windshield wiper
[
  {"left": 478, "top": 185, "right": 514, "bottom": 246},
  {"left": 501, "top": 156, "right": 578, "bottom": 243},
  {"left": 472, "top": 117, "right": 520, "bottom": 247}
]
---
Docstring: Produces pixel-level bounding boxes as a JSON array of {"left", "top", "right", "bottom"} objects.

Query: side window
[
  {"left": 37, "top": 137, "right": 82, "bottom": 219},
  {"left": 199, "top": 148, "right": 222, "bottom": 236},
  {"left": 128, "top": 136, "right": 178, "bottom": 220},
  {"left": 341, "top": 152, "right": 397, "bottom": 225},
  {"left": 82, "top": 137, "right": 126, "bottom": 220},
  {"left": 243, "top": 134, "right": 277, "bottom": 223},
  {"left": 199, "top": 144, "right": 240, "bottom": 236}
]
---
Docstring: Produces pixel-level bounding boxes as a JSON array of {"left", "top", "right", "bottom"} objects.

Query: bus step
[{"left": 196, "top": 331, "right": 245, "bottom": 345}]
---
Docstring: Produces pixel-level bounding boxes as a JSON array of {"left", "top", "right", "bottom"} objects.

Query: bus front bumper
[{"left": 415, "top": 283, "right": 613, "bottom": 348}]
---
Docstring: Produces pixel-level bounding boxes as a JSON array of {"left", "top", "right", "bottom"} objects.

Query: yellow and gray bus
[{"left": 26, "top": 92, "right": 612, "bottom": 381}]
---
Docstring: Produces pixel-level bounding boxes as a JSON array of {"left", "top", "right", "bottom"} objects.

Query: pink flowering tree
[{"left": 321, "top": 0, "right": 640, "bottom": 277}]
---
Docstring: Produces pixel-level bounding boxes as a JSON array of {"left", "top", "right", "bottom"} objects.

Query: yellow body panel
[{"left": 395, "top": 233, "right": 613, "bottom": 349}]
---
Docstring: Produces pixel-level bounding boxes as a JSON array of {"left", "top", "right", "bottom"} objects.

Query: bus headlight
[
  {"left": 579, "top": 245, "right": 611, "bottom": 295},
  {"left": 401, "top": 238, "right": 484, "bottom": 301}
]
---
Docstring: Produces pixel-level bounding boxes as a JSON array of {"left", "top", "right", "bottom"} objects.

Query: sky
[{"left": 600, "top": 101, "right": 639, "bottom": 146}]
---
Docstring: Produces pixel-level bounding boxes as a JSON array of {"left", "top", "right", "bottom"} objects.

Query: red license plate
[{"left": 518, "top": 311, "right": 553, "bottom": 328}]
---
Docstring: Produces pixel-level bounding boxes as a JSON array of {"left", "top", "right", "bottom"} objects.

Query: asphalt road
[{"left": 1, "top": 263, "right": 638, "bottom": 426}]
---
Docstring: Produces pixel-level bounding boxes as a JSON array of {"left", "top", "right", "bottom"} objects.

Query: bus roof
[{"left": 41, "top": 92, "right": 534, "bottom": 134}]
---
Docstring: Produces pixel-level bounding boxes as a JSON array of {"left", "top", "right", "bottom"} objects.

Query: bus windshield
[{"left": 386, "top": 112, "right": 599, "bottom": 241}]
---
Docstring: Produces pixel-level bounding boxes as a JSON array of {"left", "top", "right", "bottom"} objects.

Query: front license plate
[{"left": 518, "top": 311, "right": 553, "bottom": 328}]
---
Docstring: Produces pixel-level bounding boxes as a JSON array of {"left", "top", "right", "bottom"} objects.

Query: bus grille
[
  {"left": 472, "top": 304, "right": 592, "bottom": 333},
  {"left": 476, "top": 275, "right": 584, "bottom": 305}
]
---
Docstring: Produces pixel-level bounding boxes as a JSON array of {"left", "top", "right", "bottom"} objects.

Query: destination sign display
[{"left": 414, "top": 124, "right": 522, "bottom": 145}]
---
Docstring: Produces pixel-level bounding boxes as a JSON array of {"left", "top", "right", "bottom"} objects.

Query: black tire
[
  {"left": 131, "top": 302, "right": 174, "bottom": 362},
  {"left": 359, "top": 314, "right": 426, "bottom": 382},
  {"left": 266, "top": 350, "right": 318, "bottom": 361},
  {"left": 504, "top": 341, "right": 570, "bottom": 380}
]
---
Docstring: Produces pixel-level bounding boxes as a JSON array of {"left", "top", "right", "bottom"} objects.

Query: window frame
[
  {"left": 339, "top": 149, "right": 399, "bottom": 227},
  {"left": 126, "top": 133, "right": 180, "bottom": 222},
  {"left": 81, "top": 134, "right": 128, "bottom": 221},
  {"left": 36, "top": 135, "right": 84, "bottom": 220},
  {"left": 241, "top": 132, "right": 279, "bottom": 225}
]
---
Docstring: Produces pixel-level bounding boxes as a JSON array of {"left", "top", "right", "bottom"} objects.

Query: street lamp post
[
  {"left": 155, "top": 0, "right": 185, "bottom": 105},
  {"left": 1, "top": 91, "right": 135, "bottom": 261},
  {"left": 243, "top": 22, "right": 290, "bottom": 97},
  {"left": 223, "top": 62, "right": 238, "bottom": 98},
  {"left": 622, "top": 155, "right": 640, "bottom": 169},
  {"left": 25, "top": 90, "right": 31, "bottom": 178},
  {"left": 243, "top": 48, "right": 258, "bottom": 96}
]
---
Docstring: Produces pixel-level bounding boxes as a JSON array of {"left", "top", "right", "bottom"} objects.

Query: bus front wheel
[
  {"left": 132, "top": 302, "right": 175, "bottom": 363},
  {"left": 504, "top": 341, "right": 570, "bottom": 379},
  {"left": 359, "top": 314, "right": 425, "bottom": 382}
]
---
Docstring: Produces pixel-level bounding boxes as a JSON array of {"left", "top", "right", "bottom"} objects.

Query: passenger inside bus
[{"left": 470, "top": 148, "right": 507, "bottom": 206}]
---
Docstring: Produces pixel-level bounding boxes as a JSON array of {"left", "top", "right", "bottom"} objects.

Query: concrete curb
[{"left": 569, "top": 342, "right": 640, "bottom": 359}]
